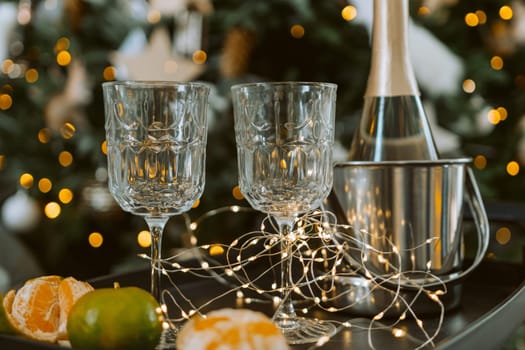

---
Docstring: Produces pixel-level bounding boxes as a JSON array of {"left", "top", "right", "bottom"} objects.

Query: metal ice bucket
[{"left": 328, "top": 158, "right": 490, "bottom": 288}]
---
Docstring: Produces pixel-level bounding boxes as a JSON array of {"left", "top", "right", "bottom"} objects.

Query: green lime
[{"left": 67, "top": 286, "right": 163, "bottom": 350}]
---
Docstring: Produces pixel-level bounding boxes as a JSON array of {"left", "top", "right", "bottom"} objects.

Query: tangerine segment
[
  {"left": 57, "top": 277, "right": 94, "bottom": 339},
  {"left": 3, "top": 275, "right": 62, "bottom": 343}
]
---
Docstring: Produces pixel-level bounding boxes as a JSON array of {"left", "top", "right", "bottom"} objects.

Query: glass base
[
  {"left": 156, "top": 326, "right": 178, "bottom": 350},
  {"left": 278, "top": 317, "right": 337, "bottom": 345}
]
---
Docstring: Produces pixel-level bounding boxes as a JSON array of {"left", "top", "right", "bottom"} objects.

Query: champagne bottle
[{"left": 348, "top": 0, "right": 439, "bottom": 161}]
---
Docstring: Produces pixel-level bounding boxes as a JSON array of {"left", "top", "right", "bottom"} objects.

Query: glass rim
[
  {"left": 102, "top": 80, "right": 209, "bottom": 90},
  {"left": 231, "top": 81, "right": 337, "bottom": 91}
]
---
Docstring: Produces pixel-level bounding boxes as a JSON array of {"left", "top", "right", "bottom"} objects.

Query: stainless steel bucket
[{"left": 323, "top": 159, "right": 490, "bottom": 314}]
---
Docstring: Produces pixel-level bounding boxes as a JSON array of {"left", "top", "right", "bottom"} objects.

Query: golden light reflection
[
  {"left": 192, "top": 50, "right": 207, "bottom": 65},
  {"left": 38, "top": 128, "right": 51, "bottom": 143},
  {"left": 192, "top": 199, "right": 200, "bottom": 208},
  {"left": 61, "top": 122, "right": 76, "bottom": 139},
  {"left": 38, "top": 178, "right": 52, "bottom": 193},
  {"left": 88, "top": 232, "right": 103, "bottom": 248},
  {"left": 1, "top": 60, "right": 14, "bottom": 75},
  {"left": 490, "top": 56, "right": 504, "bottom": 70},
  {"left": 20, "top": 173, "right": 34, "bottom": 189},
  {"left": 138, "top": 230, "right": 152, "bottom": 248},
  {"left": 462, "top": 79, "right": 476, "bottom": 93},
  {"left": 497, "top": 107, "right": 508, "bottom": 121},
  {"left": 476, "top": 10, "right": 487, "bottom": 24},
  {"left": 341, "top": 5, "right": 357, "bottom": 21},
  {"left": 58, "top": 188, "right": 73, "bottom": 204},
  {"left": 506, "top": 161, "right": 519, "bottom": 176},
  {"left": 103, "top": 66, "right": 116, "bottom": 81},
  {"left": 499, "top": 5, "right": 513, "bottom": 20},
  {"left": 290, "top": 24, "right": 305, "bottom": 39},
  {"left": 58, "top": 151, "right": 73, "bottom": 167},
  {"left": 474, "top": 155, "right": 487, "bottom": 169},
  {"left": 487, "top": 109, "right": 501, "bottom": 125},
  {"left": 465, "top": 13, "right": 479, "bottom": 27},
  {"left": 209, "top": 244, "right": 225, "bottom": 256},
  {"left": 0, "top": 94, "right": 12, "bottom": 110},
  {"left": 56, "top": 51, "right": 72, "bottom": 66},
  {"left": 496, "top": 227, "right": 511, "bottom": 245},
  {"left": 25, "top": 68, "right": 38, "bottom": 83},
  {"left": 392, "top": 327, "right": 407, "bottom": 338},
  {"left": 418, "top": 6, "right": 430, "bottom": 16},
  {"left": 55, "top": 37, "right": 70, "bottom": 52},
  {"left": 232, "top": 185, "right": 244, "bottom": 200},
  {"left": 101, "top": 140, "right": 107, "bottom": 155},
  {"left": 45, "top": 202, "right": 61, "bottom": 219}
]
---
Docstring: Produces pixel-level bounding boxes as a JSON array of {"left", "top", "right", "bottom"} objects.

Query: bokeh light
[
  {"left": 20, "top": 173, "right": 34, "bottom": 189},
  {"left": 45, "top": 202, "right": 61, "bottom": 219},
  {"left": 506, "top": 161, "right": 519, "bottom": 176},
  {"left": 58, "top": 151, "right": 73, "bottom": 167},
  {"left": 58, "top": 188, "right": 74, "bottom": 204},
  {"left": 56, "top": 51, "right": 72, "bottom": 66},
  {"left": 0, "top": 94, "right": 12, "bottom": 110},
  {"left": 61, "top": 122, "right": 76, "bottom": 139},
  {"left": 25, "top": 68, "right": 38, "bottom": 83},
  {"left": 103, "top": 66, "right": 116, "bottom": 81},
  {"left": 88, "top": 232, "right": 104, "bottom": 248},
  {"left": 465, "top": 13, "right": 479, "bottom": 27},
  {"left": 462, "top": 79, "right": 476, "bottom": 93},
  {"left": 341, "top": 5, "right": 357, "bottom": 21},
  {"left": 499, "top": 5, "right": 513, "bottom": 20},
  {"left": 495, "top": 227, "right": 511, "bottom": 245},
  {"left": 474, "top": 155, "right": 487, "bottom": 169},
  {"left": 232, "top": 186, "right": 244, "bottom": 200},
  {"left": 138, "top": 230, "right": 152, "bottom": 248},
  {"left": 490, "top": 56, "right": 504, "bottom": 70},
  {"left": 290, "top": 24, "right": 305, "bottom": 39},
  {"left": 192, "top": 50, "right": 207, "bottom": 64},
  {"left": 38, "top": 128, "right": 51, "bottom": 143},
  {"left": 38, "top": 178, "right": 52, "bottom": 193}
]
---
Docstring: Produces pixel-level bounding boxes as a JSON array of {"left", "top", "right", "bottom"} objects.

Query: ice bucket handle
[{"left": 422, "top": 166, "right": 490, "bottom": 288}]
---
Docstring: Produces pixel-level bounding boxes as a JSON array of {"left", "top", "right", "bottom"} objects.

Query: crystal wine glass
[
  {"left": 103, "top": 81, "right": 209, "bottom": 301},
  {"left": 231, "top": 82, "right": 337, "bottom": 344}
]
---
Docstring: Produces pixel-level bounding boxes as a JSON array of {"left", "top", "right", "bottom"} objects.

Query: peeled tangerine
[
  {"left": 177, "top": 308, "right": 290, "bottom": 350},
  {"left": 2, "top": 275, "right": 94, "bottom": 343}
]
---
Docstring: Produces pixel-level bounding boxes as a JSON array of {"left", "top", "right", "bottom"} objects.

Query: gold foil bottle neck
[{"left": 365, "top": 0, "right": 419, "bottom": 97}]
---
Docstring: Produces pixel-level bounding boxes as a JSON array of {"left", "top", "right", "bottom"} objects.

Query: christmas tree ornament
[
  {"left": 111, "top": 27, "right": 205, "bottom": 82},
  {"left": 1, "top": 191, "right": 41, "bottom": 233}
]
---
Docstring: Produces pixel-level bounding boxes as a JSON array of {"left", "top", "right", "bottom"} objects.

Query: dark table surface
[{"left": 2, "top": 202, "right": 525, "bottom": 350}]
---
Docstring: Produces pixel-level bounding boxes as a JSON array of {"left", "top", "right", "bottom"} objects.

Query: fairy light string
[{"left": 146, "top": 206, "right": 446, "bottom": 349}]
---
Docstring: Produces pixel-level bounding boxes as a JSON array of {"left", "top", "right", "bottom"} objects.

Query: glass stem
[
  {"left": 274, "top": 217, "right": 298, "bottom": 329},
  {"left": 145, "top": 216, "right": 169, "bottom": 302}
]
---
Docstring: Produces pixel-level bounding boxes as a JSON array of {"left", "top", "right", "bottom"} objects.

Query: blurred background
[{"left": 0, "top": 0, "right": 524, "bottom": 295}]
